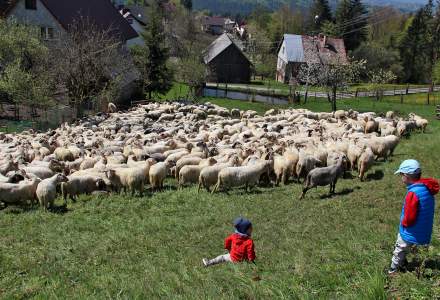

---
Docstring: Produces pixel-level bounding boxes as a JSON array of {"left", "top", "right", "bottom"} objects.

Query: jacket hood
[{"left": 413, "top": 178, "right": 439, "bottom": 195}]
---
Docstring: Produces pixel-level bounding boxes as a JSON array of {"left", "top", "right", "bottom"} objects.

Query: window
[
  {"left": 40, "top": 27, "right": 55, "bottom": 40},
  {"left": 25, "top": 0, "right": 37, "bottom": 10},
  {"left": 47, "top": 27, "right": 54, "bottom": 39}
]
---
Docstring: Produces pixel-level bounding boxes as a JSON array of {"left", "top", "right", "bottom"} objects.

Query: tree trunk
[
  {"left": 331, "top": 86, "right": 337, "bottom": 112},
  {"left": 148, "top": 90, "right": 152, "bottom": 100}
]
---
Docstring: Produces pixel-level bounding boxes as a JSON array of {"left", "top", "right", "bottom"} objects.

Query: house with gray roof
[
  {"left": 0, "top": 0, "right": 138, "bottom": 43},
  {"left": 204, "top": 33, "right": 251, "bottom": 83},
  {"left": 276, "top": 34, "right": 348, "bottom": 83}
]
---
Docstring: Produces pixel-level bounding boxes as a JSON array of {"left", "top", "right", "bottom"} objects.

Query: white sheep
[
  {"left": 211, "top": 159, "right": 273, "bottom": 193},
  {"left": 178, "top": 157, "right": 217, "bottom": 188},
  {"left": 0, "top": 160, "right": 18, "bottom": 175},
  {"left": 358, "top": 147, "right": 375, "bottom": 181},
  {"left": 106, "top": 167, "right": 147, "bottom": 196},
  {"left": 54, "top": 147, "right": 75, "bottom": 162},
  {"left": 23, "top": 166, "right": 55, "bottom": 180},
  {"left": 198, "top": 156, "right": 240, "bottom": 192},
  {"left": 175, "top": 156, "right": 203, "bottom": 179},
  {"left": 296, "top": 151, "right": 321, "bottom": 183},
  {"left": 0, "top": 178, "right": 41, "bottom": 205},
  {"left": 108, "top": 102, "right": 117, "bottom": 113},
  {"left": 61, "top": 175, "right": 106, "bottom": 203},
  {"left": 149, "top": 161, "right": 174, "bottom": 191},
  {"left": 36, "top": 174, "right": 68, "bottom": 210}
]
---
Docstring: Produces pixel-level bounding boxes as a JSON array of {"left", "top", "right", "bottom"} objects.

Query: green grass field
[{"left": 1, "top": 98, "right": 439, "bottom": 299}]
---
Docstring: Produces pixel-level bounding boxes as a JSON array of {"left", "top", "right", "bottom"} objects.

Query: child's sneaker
[
  {"left": 388, "top": 267, "right": 398, "bottom": 275},
  {"left": 202, "top": 258, "right": 209, "bottom": 267}
]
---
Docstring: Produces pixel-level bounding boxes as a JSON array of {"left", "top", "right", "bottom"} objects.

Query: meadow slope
[{"left": 0, "top": 98, "right": 439, "bottom": 299}]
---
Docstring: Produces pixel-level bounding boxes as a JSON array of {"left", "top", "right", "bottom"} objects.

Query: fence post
[
  {"left": 400, "top": 92, "right": 403, "bottom": 104},
  {"left": 406, "top": 84, "right": 409, "bottom": 95},
  {"left": 427, "top": 93, "right": 430, "bottom": 105}
]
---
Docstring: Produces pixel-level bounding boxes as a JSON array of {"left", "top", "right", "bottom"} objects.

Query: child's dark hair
[{"left": 407, "top": 172, "right": 421, "bottom": 180}]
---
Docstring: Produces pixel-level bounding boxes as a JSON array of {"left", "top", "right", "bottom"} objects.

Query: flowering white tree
[{"left": 298, "top": 54, "right": 365, "bottom": 111}]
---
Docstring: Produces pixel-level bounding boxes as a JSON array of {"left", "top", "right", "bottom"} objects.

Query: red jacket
[
  {"left": 402, "top": 178, "right": 439, "bottom": 227},
  {"left": 224, "top": 233, "right": 255, "bottom": 262}
]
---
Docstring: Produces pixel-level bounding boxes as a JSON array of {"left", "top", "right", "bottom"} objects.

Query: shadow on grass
[
  {"left": 366, "top": 170, "right": 385, "bottom": 181},
  {"left": 48, "top": 204, "right": 69, "bottom": 214}
]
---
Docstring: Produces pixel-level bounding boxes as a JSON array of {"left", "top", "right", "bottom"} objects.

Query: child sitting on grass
[{"left": 203, "top": 217, "right": 256, "bottom": 267}]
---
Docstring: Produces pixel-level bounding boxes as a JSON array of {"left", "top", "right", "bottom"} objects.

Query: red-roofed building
[{"left": 276, "top": 34, "right": 348, "bottom": 83}]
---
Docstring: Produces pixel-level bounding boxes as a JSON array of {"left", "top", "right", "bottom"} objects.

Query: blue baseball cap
[
  {"left": 233, "top": 217, "right": 252, "bottom": 235},
  {"left": 395, "top": 159, "right": 421, "bottom": 175}
]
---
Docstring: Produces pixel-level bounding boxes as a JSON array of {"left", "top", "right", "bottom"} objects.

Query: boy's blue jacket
[{"left": 399, "top": 178, "right": 439, "bottom": 245}]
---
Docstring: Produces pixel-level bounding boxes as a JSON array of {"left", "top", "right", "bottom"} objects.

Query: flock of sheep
[{"left": 0, "top": 101, "right": 429, "bottom": 210}]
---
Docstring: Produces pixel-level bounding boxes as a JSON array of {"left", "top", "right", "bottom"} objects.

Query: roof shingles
[{"left": 1, "top": 0, "right": 138, "bottom": 41}]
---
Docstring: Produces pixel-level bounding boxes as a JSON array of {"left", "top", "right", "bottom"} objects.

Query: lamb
[
  {"left": 0, "top": 178, "right": 41, "bottom": 205},
  {"left": 149, "top": 161, "right": 175, "bottom": 191},
  {"left": 36, "top": 174, "right": 68, "bottom": 209},
  {"left": 299, "top": 156, "right": 347, "bottom": 199},
  {"left": 358, "top": 147, "right": 375, "bottom": 181},
  {"left": 211, "top": 159, "right": 273, "bottom": 193},
  {"left": 61, "top": 175, "right": 106, "bottom": 203},
  {"left": 106, "top": 167, "right": 147, "bottom": 196},
  {"left": 178, "top": 157, "right": 217, "bottom": 188}
]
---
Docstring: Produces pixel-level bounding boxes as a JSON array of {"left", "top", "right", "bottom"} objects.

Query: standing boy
[{"left": 389, "top": 159, "right": 439, "bottom": 274}]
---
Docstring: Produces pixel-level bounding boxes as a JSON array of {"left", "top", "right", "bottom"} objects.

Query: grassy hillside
[{"left": 1, "top": 98, "right": 439, "bottom": 298}]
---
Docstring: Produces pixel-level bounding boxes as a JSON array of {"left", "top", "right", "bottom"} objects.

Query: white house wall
[{"left": 7, "top": 0, "right": 65, "bottom": 38}]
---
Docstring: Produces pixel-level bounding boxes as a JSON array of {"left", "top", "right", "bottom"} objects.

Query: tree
[
  {"left": 368, "top": 69, "right": 397, "bottom": 100},
  {"left": 173, "top": 12, "right": 206, "bottom": 100},
  {"left": 335, "top": 0, "right": 368, "bottom": 51},
  {"left": 433, "top": 60, "right": 440, "bottom": 84},
  {"left": 267, "top": 5, "right": 305, "bottom": 46},
  {"left": 181, "top": 0, "right": 192, "bottom": 11},
  {"left": 132, "top": 0, "right": 173, "bottom": 99},
  {"left": 352, "top": 42, "right": 404, "bottom": 81},
  {"left": 51, "top": 17, "right": 132, "bottom": 118},
  {"left": 0, "top": 20, "right": 54, "bottom": 114},
  {"left": 399, "top": 2, "right": 434, "bottom": 83},
  {"left": 308, "top": 0, "right": 333, "bottom": 32},
  {"left": 298, "top": 57, "right": 366, "bottom": 111}
]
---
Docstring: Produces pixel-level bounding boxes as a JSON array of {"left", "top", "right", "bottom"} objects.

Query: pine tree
[
  {"left": 335, "top": 0, "right": 368, "bottom": 51},
  {"left": 181, "top": 0, "right": 192, "bottom": 11},
  {"left": 399, "top": 1, "right": 434, "bottom": 83},
  {"left": 132, "top": 0, "right": 173, "bottom": 99},
  {"left": 309, "top": 0, "right": 333, "bottom": 32}
]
